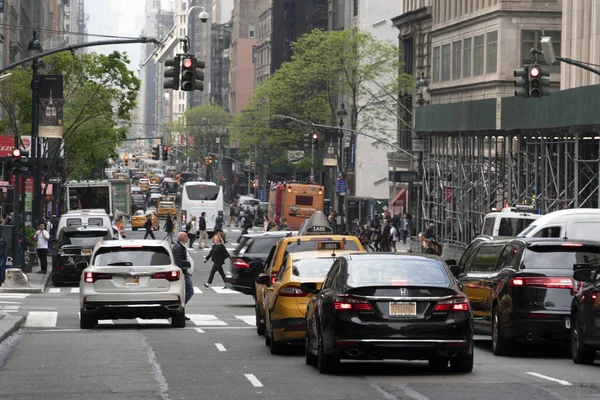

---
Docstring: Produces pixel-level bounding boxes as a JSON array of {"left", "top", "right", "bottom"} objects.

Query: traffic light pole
[
  {"left": 12, "top": 175, "right": 20, "bottom": 267},
  {"left": 31, "top": 59, "right": 41, "bottom": 226}
]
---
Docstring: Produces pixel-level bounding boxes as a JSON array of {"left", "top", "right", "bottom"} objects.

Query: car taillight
[
  {"left": 84, "top": 272, "right": 112, "bottom": 283},
  {"left": 433, "top": 296, "right": 470, "bottom": 312},
  {"left": 510, "top": 277, "right": 574, "bottom": 291},
  {"left": 270, "top": 272, "right": 278, "bottom": 285},
  {"left": 333, "top": 295, "right": 373, "bottom": 311},
  {"left": 152, "top": 270, "right": 180, "bottom": 282},
  {"left": 278, "top": 285, "right": 308, "bottom": 297},
  {"left": 233, "top": 259, "right": 250, "bottom": 269}
]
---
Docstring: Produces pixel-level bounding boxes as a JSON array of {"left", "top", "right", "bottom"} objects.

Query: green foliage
[
  {"left": 234, "top": 29, "right": 413, "bottom": 169},
  {"left": 24, "top": 226, "right": 36, "bottom": 248},
  {"left": 0, "top": 51, "right": 140, "bottom": 180}
]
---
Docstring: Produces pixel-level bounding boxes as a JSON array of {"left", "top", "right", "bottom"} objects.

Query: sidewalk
[
  {"left": 0, "top": 312, "right": 25, "bottom": 344},
  {"left": 0, "top": 256, "right": 51, "bottom": 294}
]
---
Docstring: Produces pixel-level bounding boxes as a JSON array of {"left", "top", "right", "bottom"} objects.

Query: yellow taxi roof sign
[{"left": 297, "top": 211, "right": 333, "bottom": 235}]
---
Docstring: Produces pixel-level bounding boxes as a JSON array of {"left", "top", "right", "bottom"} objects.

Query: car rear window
[
  {"left": 245, "top": 237, "right": 283, "bottom": 254},
  {"left": 93, "top": 247, "right": 171, "bottom": 266},
  {"left": 66, "top": 218, "right": 82, "bottom": 227},
  {"left": 292, "top": 258, "right": 335, "bottom": 278},
  {"left": 347, "top": 259, "right": 450, "bottom": 286},
  {"left": 64, "top": 231, "right": 111, "bottom": 246},
  {"left": 522, "top": 245, "right": 600, "bottom": 269},
  {"left": 286, "top": 240, "right": 360, "bottom": 252}
]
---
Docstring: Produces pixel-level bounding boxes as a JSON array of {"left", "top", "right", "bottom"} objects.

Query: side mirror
[
  {"left": 300, "top": 282, "right": 319, "bottom": 294},
  {"left": 573, "top": 268, "right": 593, "bottom": 283},
  {"left": 249, "top": 261, "right": 263, "bottom": 272},
  {"left": 256, "top": 274, "right": 271, "bottom": 286},
  {"left": 449, "top": 265, "right": 462, "bottom": 277},
  {"left": 76, "top": 261, "right": 88, "bottom": 270}
]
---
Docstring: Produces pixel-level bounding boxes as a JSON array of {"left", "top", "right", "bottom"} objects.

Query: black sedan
[
  {"left": 226, "top": 231, "right": 292, "bottom": 296},
  {"left": 51, "top": 225, "right": 112, "bottom": 286},
  {"left": 570, "top": 265, "right": 600, "bottom": 364},
  {"left": 304, "top": 253, "right": 474, "bottom": 374}
]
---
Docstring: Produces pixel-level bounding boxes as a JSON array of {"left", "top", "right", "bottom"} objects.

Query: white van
[
  {"left": 56, "top": 210, "right": 117, "bottom": 239},
  {"left": 516, "top": 208, "right": 600, "bottom": 239},
  {"left": 481, "top": 205, "right": 542, "bottom": 236}
]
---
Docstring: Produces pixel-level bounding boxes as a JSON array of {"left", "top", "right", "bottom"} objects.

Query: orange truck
[{"left": 267, "top": 183, "right": 325, "bottom": 230}]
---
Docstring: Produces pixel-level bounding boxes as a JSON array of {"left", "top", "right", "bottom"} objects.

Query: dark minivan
[
  {"left": 227, "top": 232, "right": 292, "bottom": 296},
  {"left": 449, "top": 237, "right": 600, "bottom": 355}
]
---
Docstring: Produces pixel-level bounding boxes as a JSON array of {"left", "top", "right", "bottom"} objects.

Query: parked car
[
  {"left": 570, "top": 264, "right": 600, "bottom": 364},
  {"left": 79, "top": 240, "right": 191, "bottom": 329},
  {"left": 51, "top": 225, "right": 112, "bottom": 286},
  {"left": 448, "top": 237, "right": 600, "bottom": 355},
  {"left": 304, "top": 253, "right": 474, "bottom": 374},
  {"left": 517, "top": 208, "right": 600, "bottom": 240}
]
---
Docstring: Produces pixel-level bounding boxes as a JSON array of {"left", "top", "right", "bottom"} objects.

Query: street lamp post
[
  {"left": 28, "top": 31, "right": 43, "bottom": 227},
  {"left": 336, "top": 104, "right": 347, "bottom": 233}
]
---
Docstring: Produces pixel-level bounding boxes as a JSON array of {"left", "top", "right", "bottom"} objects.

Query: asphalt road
[{"left": 0, "top": 227, "right": 599, "bottom": 399}]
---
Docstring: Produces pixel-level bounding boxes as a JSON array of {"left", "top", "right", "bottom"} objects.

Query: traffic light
[
  {"left": 312, "top": 133, "right": 319, "bottom": 147},
  {"left": 251, "top": 161, "right": 256, "bottom": 170},
  {"left": 529, "top": 66, "right": 551, "bottom": 98},
  {"left": 195, "top": 59, "right": 205, "bottom": 91},
  {"left": 303, "top": 133, "right": 311, "bottom": 149},
  {"left": 152, "top": 145, "right": 160, "bottom": 160},
  {"left": 124, "top": 155, "right": 129, "bottom": 166},
  {"left": 19, "top": 150, "right": 30, "bottom": 175},
  {"left": 205, "top": 155, "right": 213, "bottom": 165},
  {"left": 513, "top": 66, "right": 529, "bottom": 98},
  {"left": 164, "top": 56, "right": 181, "bottom": 90},
  {"left": 162, "top": 146, "right": 169, "bottom": 161},
  {"left": 180, "top": 56, "right": 196, "bottom": 91},
  {"left": 11, "top": 148, "right": 21, "bottom": 175}
]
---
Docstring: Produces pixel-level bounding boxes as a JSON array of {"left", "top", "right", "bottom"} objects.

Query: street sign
[{"left": 389, "top": 171, "right": 420, "bottom": 182}]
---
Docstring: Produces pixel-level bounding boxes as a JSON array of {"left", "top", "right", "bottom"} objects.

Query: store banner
[{"left": 39, "top": 75, "right": 64, "bottom": 139}]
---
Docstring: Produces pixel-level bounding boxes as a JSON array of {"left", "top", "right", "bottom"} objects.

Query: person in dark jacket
[
  {"left": 144, "top": 215, "right": 156, "bottom": 239},
  {"left": 214, "top": 214, "right": 224, "bottom": 233},
  {"left": 163, "top": 215, "right": 174, "bottom": 243},
  {"left": 202, "top": 234, "right": 231, "bottom": 288},
  {"left": 198, "top": 212, "right": 208, "bottom": 249},
  {"left": 172, "top": 232, "right": 193, "bottom": 320}
]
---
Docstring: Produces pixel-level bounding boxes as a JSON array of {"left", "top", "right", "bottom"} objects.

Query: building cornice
[{"left": 391, "top": 7, "right": 432, "bottom": 28}]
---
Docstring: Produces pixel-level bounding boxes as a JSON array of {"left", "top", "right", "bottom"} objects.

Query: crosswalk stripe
[
  {"left": 24, "top": 311, "right": 58, "bottom": 328},
  {"left": 187, "top": 314, "right": 227, "bottom": 326},
  {"left": 136, "top": 318, "right": 170, "bottom": 325},
  {"left": 48, "top": 288, "right": 61, "bottom": 294},
  {"left": 72, "top": 288, "right": 80, "bottom": 294},
  {"left": 212, "top": 286, "right": 240, "bottom": 294},
  {"left": 0, "top": 294, "right": 29, "bottom": 299},
  {"left": 235, "top": 315, "right": 256, "bottom": 326},
  {"left": 193, "top": 286, "right": 203, "bottom": 294}
]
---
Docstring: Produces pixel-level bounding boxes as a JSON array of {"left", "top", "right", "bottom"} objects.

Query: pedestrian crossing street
[
  {"left": 46, "top": 286, "right": 240, "bottom": 295},
  {"left": 22, "top": 311, "right": 256, "bottom": 329}
]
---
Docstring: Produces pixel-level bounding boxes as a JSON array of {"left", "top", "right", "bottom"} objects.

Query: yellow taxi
[
  {"left": 138, "top": 178, "right": 150, "bottom": 191},
  {"left": 157, "top": 195, "right": 177, "bottom": 217},
  {"left": 149, "top": 175, "right": 160, "bottom": 185},
  {"left": 131, "top": 209, "right": 159, "bottom": 231},
  {"left": 259, "top": 247, "right": 364, "bottom": 354},
  {"left": 254, "top": 211, "right": 364, "bottom": 336}
]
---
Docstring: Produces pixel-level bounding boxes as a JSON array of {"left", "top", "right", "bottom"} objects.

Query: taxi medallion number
[
  {"left": 389, "top": 302, "right": 417, "bottom": 316},
  {"left": 124, "top": 276, "right": 140, "bottom": 285}
]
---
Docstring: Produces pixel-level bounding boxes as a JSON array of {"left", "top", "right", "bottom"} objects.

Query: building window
[
  {"left": 452, "top": 41, "right": 461, "bottom": 80},
  {"left": 181, "top": 1, "right": 186, "bottom": 11},
  {"left": 522, "top": 30, "right": 561, "bottom": 73},
  {"left": 473, "top": 34, "right": 484, "bottom": 76},
  {"left": 353, "top": 0, "right": 359, "bottom": 17},
  {"left": 432, "top": 46, "right": 440, "bottom": 83},
  {"left": 441, "top": 44, "right": 451, "bottom": 81},
  {"left": 486, "top": 31, "right": 497, "bottom": 73},
  {"left": 463, "top": 38, "right": 471, "bottom": 77},
  {"left": 249, "top": 24, "right": 255, "bottom": 38}
]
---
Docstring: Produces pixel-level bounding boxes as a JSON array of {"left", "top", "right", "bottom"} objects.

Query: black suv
[
  {"left": 51, "top": 225, "right": 112, "bottom": 286},
  {"left": 449, "top": 237, "right": 600, "bottom": 355},
  {"left": 570, "top": 264, "right": 600, "bottom": 364},
  {"left": 226, "top": 232, "right": 292, "bottom": 296}
]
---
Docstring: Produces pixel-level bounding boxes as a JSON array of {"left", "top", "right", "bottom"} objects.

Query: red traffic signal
[
  {"left": 182, "top": 58, "right": 193, "bottom": 69},
  {"left": 530, "top": 67, "right": 540, "bottom": 78},
  {"left": 12, "top": 148, "right": 21, "bottom": 158}
]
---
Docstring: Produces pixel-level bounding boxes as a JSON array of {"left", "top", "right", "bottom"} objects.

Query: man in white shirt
[{"left": 34, "top": 222, "right": 50, "bottom": 274}]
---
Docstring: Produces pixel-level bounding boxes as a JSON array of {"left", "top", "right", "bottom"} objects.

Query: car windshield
[
  {"left": 93, "top": 247, "right": 171, "bottom": 266},
  {"left": 243, "top": 199, "right": 260, "bottom": 206},
  {"left": 134, "top": 210, "right": 145, "bottom": 216},
  {"left": 347, "top": 259, "right": 450, "bottom": 286},
  {"left": 522, "top": 246, "right": 600, "bottom": 269},
  {"left": 64, "top": 231, "right": 110, "bottom": 246},
  {"left": 185, "top": 184, "right": 219, "bottom": 200},
  {"left": 285, "top": 240, "right": 360, "bottom": 252},
  {"left": 291, "top": 258, "right": 335, "bottom": 277}
]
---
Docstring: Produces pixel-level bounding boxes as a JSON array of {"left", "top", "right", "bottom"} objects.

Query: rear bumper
[
  {"left": 272, "top": 317, "right": 306, "bottom": 344},
  {"left": 503, "top": 312, "right": 571, "bottom": 341},
  {"left": 81, "top": 300, "right": 183, "bottom": 319},
  {"left": 332, "top": 338, "right": 472, "bottom": 360}
]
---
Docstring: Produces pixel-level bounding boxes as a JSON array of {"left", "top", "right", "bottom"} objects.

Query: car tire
[
  {"left": 317, "top": 327, "right": 339, "bottom": 374},
  {"left": 171, "top": 313, "right": 186, "bottom": 328},
  {"left": 428, "top": 358, "right": 449, "bottom": 371},
  {"left": 80, "top": 312, "right": 97, "bottom": 329},
  {"left": 450, "top": 352, "right": 474, "bottom": 373},
  {"left": 492, "top": 306, "right": 512, "bottom": 356},
  {"left": 571, "top": 312, "right": 596, "bottom": 365},
  {"left": 255, "top": 300, "right": 265, "bottom": 336},
  {"left": 264, "top": 325, "right": 271, "bottom": 347},
  {"left": 51, "top": 274, "right": 63, "bottom": 287},
  {"left": 269, "top": 331, "right": 286, "bottom": 355},
  {"left": 305, "top": 333, "right": 317, "bottom": 366}
]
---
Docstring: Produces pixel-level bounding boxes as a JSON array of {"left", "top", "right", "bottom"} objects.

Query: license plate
[
  {"left": 81, "top": 249, "right": 92, "bottom": 256},
  {"left": 124, "top": 276, "right": 139, "bottom": 285},
  {"left": 389, "top": 302, "right": 417, "bottom": 316},
  {"left": 565, "top": 317, "right": 571, "bottom": 329}
]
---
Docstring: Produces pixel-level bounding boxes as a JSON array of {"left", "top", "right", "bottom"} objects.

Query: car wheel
[
  {"left": 450, "top": 352, "right": 474, "bottom": 373},
  {"left": 492, "top": 306, "right": 512, "bottom": 356},
  {"left": 171, "top": 313, "right": 186, "bottom": 328},
  {"left": 428, "top": 358, "right": 449, "bottom": 371},
  {"left": 51, "top": 274, "right": 63, "bottom": 287},
  {"left": 305, "top": 333, "right": 317, "bottom": 366},
  {"left": 255, "top": 300, "right": 265, "bottom": 336},
  {"left": 270, "top": 330, "right": 286, "bottom": 355},
  {"left": 264, "top": 324, "right": 271, "bottom": 347},
  {"left": 80, "top": 312, "right": 97, "bottom": 329},
  {"left": 571, "top": 312, "right": 596, "bottom": 365},
  {"left": 317, "top": 327, "right": 339, "bottom": 374}
]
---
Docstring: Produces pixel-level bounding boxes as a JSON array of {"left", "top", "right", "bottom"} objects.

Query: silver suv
[{"left": 78, "top": 240, "right": 190, "bottom": 329}]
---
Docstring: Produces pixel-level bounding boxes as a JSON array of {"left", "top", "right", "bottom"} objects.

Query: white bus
[{"left": 180, "top": 181, "right": 224, "bottom": 232}]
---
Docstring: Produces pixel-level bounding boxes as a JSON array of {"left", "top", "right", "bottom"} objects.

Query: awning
[
  {"left": 42, "top": 183, "right": 53, "bottom": 200},
  {"left": 391, "top": 188, "right": 407, "bottom": 206}
]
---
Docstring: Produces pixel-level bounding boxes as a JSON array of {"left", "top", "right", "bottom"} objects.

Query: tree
[{"left": 0, "top": 51, "right": 140, "bottom": 180}]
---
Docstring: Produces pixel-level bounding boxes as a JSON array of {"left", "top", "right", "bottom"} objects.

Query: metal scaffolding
[{"left": 419, "top": 131, "right": 600, "bottom": 247}]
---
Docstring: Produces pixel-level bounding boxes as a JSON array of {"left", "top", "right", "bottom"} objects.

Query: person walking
[
  {"left": 227, "top": 202, "right": 238, "bottom": 227},
  {"left": 187, "top": 216, "right": 197, "bottom": 248},
  {"left": 164, "top": 215, "right": 174, "bottom": 243},
  {"left": 202, "top": 234, "right": 231, "bottom": 289},
  {"left": 198, "top": 212, "right": 208, "bottom": 249},
  {"left": 34, "top": 222, "right": 50, "bottom": 274},
  {"left": 389, "top": 222, "right": 399, "bottom": 253},
  {"left": 214, "top": 213, "right": 224, "bottom": 233},
  {"left": 143, "top": 215, "right": 156, "bottom": 239},
  {"left": 172, "top": 232, "right": 193, "bottom": 320},
  {"left": 400, "top": 214, "right": 409, "bottom": 245}
]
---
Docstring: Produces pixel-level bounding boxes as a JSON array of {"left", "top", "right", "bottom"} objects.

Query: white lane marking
[
  {"left": 526, "top": 372, "right": 572, "bottom": 386},
  {"left": 0, "top": 294, "right": 29, "bottom": 299},
  {"left": 194, "top": 328, "right": 204, "bottom": 334},
  {"left": 24, "top": 311, "right": 58, "bottom": 328},
  {"left": 141, "top": 335, "right": 171, "bottom": 400},
  {"left": 187, "top": 314, "right": 227, "bottom": 326},
  {"left": 0, "top": 306, "right": 20, "bottom": 311},
  {"left": 0, "top": 301, "right": 21, "bottom": 304},
  {"left": 234, "top": 315, "right": 256, "bottom": 326},
  {"left": 136, "top": 318, "right": 171, "bottom": 325},
  {"left": 70, "top": 287, "right": 80, "bottom": 294},
  {"left": 97, "top": 320, "right": 115, "bottom": 325},
  {"left": 193, "top": 286, "right": 203, "bottom": 294},
  {"left": 214, "top": 343, "right": 226, "bottom": 352},
  {"left": 226, "top": 247, "right": 237, "bottom": 251},
  {"left": 244, "top": 374, "right": 263, "bottom": 388},
  {"left": 48, "top": 288, "right": 61, "bottom": 294},
  {"left": 211, "top": 286, "right": 240, "bottom": 294}
]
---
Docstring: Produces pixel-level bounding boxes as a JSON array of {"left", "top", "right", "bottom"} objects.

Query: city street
[{"left": 0, "top": 228, "right": 598, "bottom": 400}]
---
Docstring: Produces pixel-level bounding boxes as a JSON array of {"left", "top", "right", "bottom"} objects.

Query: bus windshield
[{"left": 186, "top": 184, "right": 220, "bottom": 201}]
